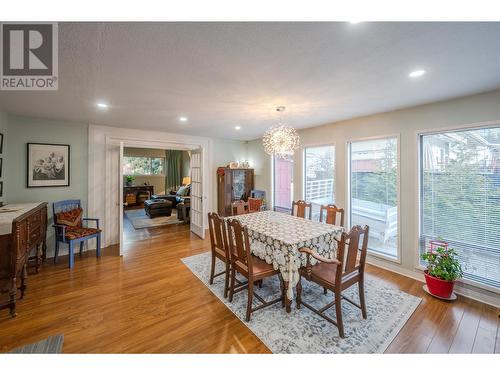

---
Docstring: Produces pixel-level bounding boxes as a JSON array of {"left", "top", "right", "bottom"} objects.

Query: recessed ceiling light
[
  {"left": 409, "top": 70, "right": 426, "bottom": 78},
  {"left": 234, "top": 126, "right": 241, "bottom": 130},
  {"left": 97, "top": 102, "right": 108, "bottom": 109},
  {"left": 179, "top": 116, "right": 188, "bottom": 122}
]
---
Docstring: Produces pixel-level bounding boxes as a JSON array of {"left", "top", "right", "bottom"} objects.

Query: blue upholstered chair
[{"left": 52, "top": 200, "right": 101, "bottom": 268}]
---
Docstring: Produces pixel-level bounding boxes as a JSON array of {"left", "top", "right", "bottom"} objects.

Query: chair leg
[
  {"left": 296, "top": 277, "right": 302, "bottom": 309},
  {"left": 228, "top": 265, "right": 236, "bottom": 303},
  {"left": 209, "top": 253, "right": 216, "bottom": 285},
  {"left": 246, "top": 278, "right": 254, "bottom": 322},
  {"left": 96, "top": 235, "right": 101, "bottom": 257},
  {"left": 54, "top": 240, "right": 60, "bottom": 264},
  {"left": 20, "top": 263, "right": 27, "bottom": 299},
  {"left": 323, "top": 287, "right": 328, "bottom": 295},
  {"left": 223, "top": 262, "right": 230, "bottom": 299},
  {"left": 359, "top": 279, "right": 367, "bottom": 319},
  {"left": 68, "top": 242, "right": 74, "bottom": 269},
  {"left": 335, "top": 291, "right": 345, "bottom": 338},
  {"left": 79, "top": 242, "right": 84, "bottom": 256}
]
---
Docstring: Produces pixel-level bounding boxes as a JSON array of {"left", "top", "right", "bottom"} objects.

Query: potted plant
[
  {"left": 125, "top": 175, "right": 135, "bottom": 187},
  {"left": 421, "top": 245, "right": 463, "bottom": 299}
]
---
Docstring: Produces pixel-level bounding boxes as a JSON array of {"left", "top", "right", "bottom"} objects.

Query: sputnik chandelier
[{"left": 262, "top": 106, "right": 300, "bottom": 159}]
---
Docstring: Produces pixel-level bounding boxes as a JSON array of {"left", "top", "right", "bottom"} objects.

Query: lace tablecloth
[{"left": 226, "top": 210, "right": 343, "bottom": 299}]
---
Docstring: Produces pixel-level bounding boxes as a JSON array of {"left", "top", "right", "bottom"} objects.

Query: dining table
[{"left": 226, "top": 210, "right": 344, "bottom": 312}]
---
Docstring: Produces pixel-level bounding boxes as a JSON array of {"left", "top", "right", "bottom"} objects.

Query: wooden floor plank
[
  {"left": 449, "top": 298, "right": 483, "bottom": 353},
  {"left": 0, "top": 216, "right": 497, "bottom": 353},
  {"left": 471, "top": 304, "right": 498, "bottom": 353}
]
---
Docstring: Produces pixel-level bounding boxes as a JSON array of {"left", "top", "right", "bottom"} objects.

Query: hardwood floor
[{"left": 0, "top": 223, "right": 498, "bottom": 353}]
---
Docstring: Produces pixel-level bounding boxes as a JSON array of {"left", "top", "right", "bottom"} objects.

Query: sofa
[{"left": 151, "top": 184, "right": 191, "bottom": 209}]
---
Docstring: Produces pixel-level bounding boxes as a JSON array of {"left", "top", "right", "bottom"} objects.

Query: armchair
[{"left": 53, "top": 200, "right": 102, "bottom": 269}]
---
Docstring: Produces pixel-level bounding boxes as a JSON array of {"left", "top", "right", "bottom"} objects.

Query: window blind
[{"left": 419, "top": 126, "right": 500, "bottom": 289}]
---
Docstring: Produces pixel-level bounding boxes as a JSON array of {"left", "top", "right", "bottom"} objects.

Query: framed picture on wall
[
  {"left": 0, "top": 181, "right": 3, "bottom": 197},
  {"left": 27, "top": 143, "right": 70, "bottom": 187},
  {"left": 0, "top": 157, "right": 2, "bottom": 178},
  {"left": 0, "top": 133, "right": 3, "bottom": 153}
]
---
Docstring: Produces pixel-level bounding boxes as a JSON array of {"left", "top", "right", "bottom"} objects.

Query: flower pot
[{"left": 424, "top": 270, "right": 455, "bottom": 299}]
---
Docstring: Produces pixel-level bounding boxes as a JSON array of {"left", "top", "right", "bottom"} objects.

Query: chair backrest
[
  {"left": 291, "top": 200, "right": 312, "bottom": 219},
  {"left": 336, "top": 225, "right": 369, "bottom": 278},
  {"left": 226, "top": 218, "right": 253, "bottom": 274},
  {"left": 232, "top": 200, "right": 249, "bottom": 216},
  {"left": 207, "top": 212, "right": 229, "bottom": 259},
  {"left": 319, "top": 204, "right": 345, "bottom": 226},
  {"left": 53, "top": 200, "right": 82, "bottom": 224},
  {"left": 250, "top": 189, "right": 266, "bottom": 199}
]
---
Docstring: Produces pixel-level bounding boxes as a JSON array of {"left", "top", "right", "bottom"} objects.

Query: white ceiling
[{"left": 1, "top": 22, "right": 500, "bottom": 140}]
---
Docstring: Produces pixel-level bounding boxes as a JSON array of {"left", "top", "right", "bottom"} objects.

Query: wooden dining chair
[
  {"left": 319, "top": 204, "right": 345, "bottom": 226},
  {"left": 226, "top": 218, "right": 284, "bottom": 321},
  {"left": 208, "top": 212, "right": 231, "bottom": 298},
  {"left": 231, "top": 201, "right": 249, "bottom": 216},
  {"left": 291, "top": 200, "right": 312, "bottom": 219},
  {"left": 296, "top": 225, "right": 370, "bottom": 338}
]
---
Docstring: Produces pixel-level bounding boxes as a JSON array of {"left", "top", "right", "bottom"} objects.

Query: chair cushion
[
  {"left": 56, "top": 207, "right": 83, "bottom": 227},
  {"left": 65, "top": 227, "right": 101, "bottom": 241},
  {"left": 248, "top": 198, "right": 263, "bottom": 212}
]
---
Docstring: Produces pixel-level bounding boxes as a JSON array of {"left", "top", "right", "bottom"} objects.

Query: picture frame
[
  {"left": 27, "top": 143, "right": 70, "bottom": 187},
  {"left": 0, "top": 181, "right": 3, "bottom": 197},
  {"left": 0, "top": 133, "right": 3, "bottom": 154},
  {"left": 0, "top": 157, "right": 2, "bottom": 178}
]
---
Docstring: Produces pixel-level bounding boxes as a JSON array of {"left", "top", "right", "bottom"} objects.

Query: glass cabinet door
[{"left": 232, "top": 170, "right": 246, "bottom": 201}]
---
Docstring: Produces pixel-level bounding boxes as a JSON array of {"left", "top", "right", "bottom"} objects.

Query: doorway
[{"left": 121, "top": 146, "right": 192, "bottom": 249}]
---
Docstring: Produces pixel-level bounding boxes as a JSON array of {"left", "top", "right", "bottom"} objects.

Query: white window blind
[
  {"left": 419, "top": 126, "right": 500, "bottom": 289},
  {"left": 304, "top": 145, "right": 335, "bottom": 220},
  {"left": 349, "top": 137, "right": 399, "bottom": 259}
]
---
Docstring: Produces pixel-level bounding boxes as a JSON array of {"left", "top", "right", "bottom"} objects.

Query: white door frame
[{"left": 88, "top": 125, "right": 213, "bottom": 250}]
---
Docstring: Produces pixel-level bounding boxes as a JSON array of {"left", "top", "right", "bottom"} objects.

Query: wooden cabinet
[
  {"left": 123, "top": 185, "right": 154, "bottom": 206},
  {"left": 217, "top": 168, "right": 254, "bottom": 216},
  {"left": 0, "top": 203, "right": 48, "bottom": 317}
]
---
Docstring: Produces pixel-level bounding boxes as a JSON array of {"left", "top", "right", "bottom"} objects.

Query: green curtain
[{"left": 165, "top": 150, "right": 182, "bottom": 192}]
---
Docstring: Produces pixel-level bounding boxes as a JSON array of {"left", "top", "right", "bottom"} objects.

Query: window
[
  {"left": 419, "top": 126, "right": 500, "bottom": 289},
  {"left": 273, "top": 155, "right": 294, "bottom": 211},
  {"left": 304, "top": 145, "right": 335, "bottom": 219},
  {"left": 349, "top": 137, "right": 399, "bottom": 259},
  {"left": 123, "top": 156, "right": 165, "bottom": 175}
]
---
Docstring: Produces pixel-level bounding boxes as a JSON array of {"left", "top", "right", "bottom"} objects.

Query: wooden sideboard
[
  {"left": 123, "top": 185, "right": 154, "bottom": 206},
  {"left": 0, "top": 202, "right": 48, "bottom": 317}
]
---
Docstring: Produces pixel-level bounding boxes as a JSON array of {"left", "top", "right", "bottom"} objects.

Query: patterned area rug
[
  {"left": 125, "top": 208, "right": 183, "bottom": 229},
  {"left": 9, "top": 335, "right": 64, "bottom": 353},
  {"left": 182, "top": 252, "right": 421, "bottom": 354}
]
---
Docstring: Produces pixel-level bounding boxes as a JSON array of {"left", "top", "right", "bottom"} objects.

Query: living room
[{"left": 1, "top": 1, "right": 499, "bottom": 373}]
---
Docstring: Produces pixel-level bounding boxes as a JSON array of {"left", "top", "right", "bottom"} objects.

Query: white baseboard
[{"left": 366, "top": 256, "right": 500, "bottom": 308}]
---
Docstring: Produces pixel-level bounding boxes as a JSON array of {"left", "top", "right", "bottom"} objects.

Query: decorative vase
[{"left": 424, "top": 270, "right": 455, "bottom": 299}]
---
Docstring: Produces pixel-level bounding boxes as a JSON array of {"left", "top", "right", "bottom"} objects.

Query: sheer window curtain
[{"left": 165, "top": 150, "right": 182, "bottom": 192}]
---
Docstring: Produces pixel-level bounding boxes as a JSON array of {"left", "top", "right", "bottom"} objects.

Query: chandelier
[{"left": 262, "top": 106, "right": 300, "bottom": 159}]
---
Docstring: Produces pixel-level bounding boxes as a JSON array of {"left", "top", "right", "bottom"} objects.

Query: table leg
[{"left": 284, "top": 281, "right": 292, "bottom": 313}]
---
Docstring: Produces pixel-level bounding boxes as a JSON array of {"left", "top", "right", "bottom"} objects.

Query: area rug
[
  {"left": 9, "top": 335, "right": 64, "bottom": 353},
  {"left": 125, "top": 208, "right": 183, "bottom": 229},
  {"left": 182, "top": 252, "right": 421, "bottom": 354}
]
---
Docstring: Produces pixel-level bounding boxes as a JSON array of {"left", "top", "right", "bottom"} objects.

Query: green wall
[{"left": 5, "top": 114, "right": 89, "bottom": 257}]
